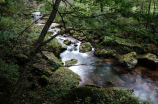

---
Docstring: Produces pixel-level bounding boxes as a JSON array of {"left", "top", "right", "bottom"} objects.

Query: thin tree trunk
[
  {"left": 5, "top": 0, "right": 61, "bottom": 104},
  {"left": 140, "top": 0, "right": 144, "bottom": 13},
  {"left": 100, "top": 2, "right": 103, "bottom": 12},
  {"left": 146, "top": 0, "right": 152, "bottom": 28},
  {"left": 153, "top": 1, "right": 156, "bottom": 16}
]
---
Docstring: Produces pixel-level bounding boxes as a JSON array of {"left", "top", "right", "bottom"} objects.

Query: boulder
[
  {"left": 42, "top": 51, "right": 61, "bottom": 65},
  {"left": 79, "top": 42, "right": 92, "bottom": 53},
  {"left": 63, "top": 39, "right": 71, "bottom": 45},
  {"left": 94, "top": 48, "right": 116, "bottom": 58},
  {"left": 44, "top": 37, "right": 66, "bottom": 56},
  {"left": 138, "top": 53, "right": 158, "bottom": 69},
  {"left": 65, "top": 59, "right": 78, "bottom": 67},
  {"left": 118, "top": 52, "right": 138, "bottom": 69},
  {"left": 100, "top": 36, "right": 145, "bottom": 53}
]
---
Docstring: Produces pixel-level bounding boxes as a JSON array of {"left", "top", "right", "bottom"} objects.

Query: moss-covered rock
[
  {"left": 42, "top": 51, "right": 61, "bottom": 65},
  {"left": 100, "top": 36, "right": 145, "bottom": 53},
  {"left": 43, "top": 37, "right": 66, "bottom": 56},
  {"left": 79, "top": 42, "right": 92, "bottom": 53},
  {"left": 94, "top": 48, "right": 116, "bottom": 58},
  {"left": 39, "top": 75, "right": 49, "bottom": 86},
  {"left": 65, "top": 59, "right": 78, "bottom": 67},
  {"left": 49, "top": 67, "right": 81, "bottom": 87},
  {"left": 63, "top": 39, "right": 71, "bottom": 45},
  {"left": 138, "top": 53, "right": 158, "bottom": 69},
  {"left": 118, "top": 52, "right": 138, "bottom": 69}
]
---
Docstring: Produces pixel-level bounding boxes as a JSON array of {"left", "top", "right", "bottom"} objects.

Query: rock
[
  {"left": 70, "top": 30, "right": 75, "bottom": 35},
  {"left": 72, "top": 34, "right": 78, "bottom": 39},
  {"left": 79, "top": 42, "right": 92, "bottom": 53},
  {"left": 138, "top": 53, "right": 158, "bottom": 69},
  {"left": 39, "top": 75, "right": 49, "bottom": 86},
  {"left": 118, "top": 52, "right": 138, "bottom": 69},
  {"left": 63, "top": 39, "right": 71, "bottom": 45},
  {"left": 42, "top": 51, "right": 61, "bottom": 65},
  {"left": 94, "top": 48, "right": 116, "bottom": 58},
  {"left": 49, "top": 67, "right": 81, "bottom": 85},
  {"left": 44, "top": 37, "right": 66, "bottom": 56},
  {"left": 146, "top": 43, "right": 157, "bottom": 52},
  {"left": 100, "top": 36, "right": 145, "bottom": 53},
  {"left": 65, "top": 59, "right": 78, "bottom": 67}
]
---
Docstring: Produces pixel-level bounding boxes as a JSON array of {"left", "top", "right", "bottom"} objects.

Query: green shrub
[{"left": 0, "top": 58, "right": 19, "bottom": 94}]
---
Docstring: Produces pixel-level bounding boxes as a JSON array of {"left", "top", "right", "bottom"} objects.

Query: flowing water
[{"left": 32, "top": 12, "right": 158, "bottom": 104}]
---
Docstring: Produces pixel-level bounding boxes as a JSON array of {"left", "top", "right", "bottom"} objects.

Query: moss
[
  {"left": 32, "top": 25, "right": 43, "bottom": 32},
  {"left": 63, "top": 39, "right": 71, "bottom": 45},
  {"left": 44, "top": 37, "right": 66, "bottom": 56},
  {"left": 42, "top": 51, "right": 61, "bottom": 65},
  {"left": 65, "top": 59, "right": 78, "bottom": 67},
  {"left": 26, "top": 91, "right": 39, "bottom": 100},
  {"left": 39, "top": 75, "right": 49, "bottom": 86},
  {"left": 79, "top": 42, "right": 92, "bottom": 53},
  {"left": 17, "top": 54, "right": 28, "bottom": 59},
  {"left": 60, "top": 86, "right": 148, "bottom": 104},
  {"left": 100, "top": 36, "right": 144, "bottom": 53},
  {"left": 50, "top": 67, "right": 81, "bottom": 87}
]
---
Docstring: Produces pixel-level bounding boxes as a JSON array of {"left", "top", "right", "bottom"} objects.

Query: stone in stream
[
  {"left": 117, "top": 52, "right": 138, "bottom": 69},
  {"left": 94, "top": 48, "right": 116, "bottom": 58},
  {"left": 63, "top": 39, "right": 71, "bottom": 45},
  {"left": 138, "top": 53, "right": 158, "bottom": 69},
  {"left": 65, "top": 59, "right": 78, "bottom": 67},
  {"left": 100, "top": 36, "right": 145, "bottom": 53},
  {"left": 79, "top": 42, "right": 92, "bottom": 53}
]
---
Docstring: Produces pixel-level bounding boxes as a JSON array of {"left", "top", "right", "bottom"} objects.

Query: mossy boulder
[
  {"left": 94, "top": 48, "right": 116, "bottom": 58},
  {"left": 100, "top": 36, "right": 144, "bottom": 53},
  {"left": 79, "top": 42, "right": 92, "bottom": 53},
  {"left": 65, "top": 59, "right": 78, "bottom": 67},
  {"left": 49, "top": 67, "right": 81, "bottom": 87},
  {"left": 69, "top": 30, "right": 75, "bottom": 35},
  {"left": 42, "top": 51, "right": 61, "bottom": 65},
  {"left": 38, "top": 75, "right": 49, "bottom": 86},
  {"left": 43, "top": 37, "right": 66, "bottom": 56},
  {"left": 118, "top": 52, "right": 138, "bottom": 69},
  {"left": 138, "top": 53, "right": 158, "bottom": 69},
  {"left": 63, "top": 39, "right": 71, "bottom": 45}
]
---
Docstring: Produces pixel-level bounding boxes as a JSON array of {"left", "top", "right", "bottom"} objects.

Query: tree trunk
[
  {"left": 5, "top": 0, "right": 61, "bottom": 104},
  {"left": 100, "top": 2, "right": 103, "bottom": 12},
  {"left": 146, "top": 0, "right": 152, "bottom": 28}
]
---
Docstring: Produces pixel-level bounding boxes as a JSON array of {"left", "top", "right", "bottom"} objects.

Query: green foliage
[
  {"left": 61, "top": 86, "right": 149, "bottom": 104},
  {"left": 0, "top": 58, "right": 19, "bottom": 94}
]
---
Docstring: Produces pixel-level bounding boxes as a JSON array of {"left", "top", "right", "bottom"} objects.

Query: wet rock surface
[
  {"left": 79, "top": 42, "right": 92, "bottom": 53},
  {"left": 65, "top": 59, "right": 78, "bottom": 67},
  {"left": 117, "top": 52, "right": 138, "bottom": 69},
  {"left": 138, "top": 53, "right": 158, "bottom": 69},
  {"left": 94, "top": 48, "right": 116, "bottom": 58},
  {"left": 63, "top": 39, "right": 71, "bottom": 45}
]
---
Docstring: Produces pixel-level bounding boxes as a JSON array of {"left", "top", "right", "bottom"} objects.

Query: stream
[{"left": 33, "top": 12, "right": 158, "bottom": 104}]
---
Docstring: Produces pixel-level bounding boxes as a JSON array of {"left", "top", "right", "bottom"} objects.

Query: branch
[{"left": 36, "top": 28, "right": 73, "bottom": 50}]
